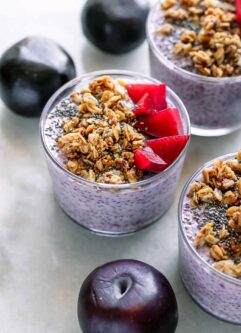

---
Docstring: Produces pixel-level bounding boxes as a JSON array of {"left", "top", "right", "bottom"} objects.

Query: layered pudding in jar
[
  {"left": 147, "top": 0, "right": 241, "bottom": 136},
  {"left": 179, "top": 151, "right": 241, "bottom": 324},
  {"left": 40, "top": 70, "right": 190, "bottom": 235}
]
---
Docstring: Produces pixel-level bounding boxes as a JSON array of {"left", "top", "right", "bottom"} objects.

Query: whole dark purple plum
[
  {"left": 78, "top": 259, "right": 178, "bottom": 333},
  {"left": 0, "top": 36, "right": 76, "bottom": 117},
  {"left": 81, "top": 0, "right": 149, "bottom": 54}
]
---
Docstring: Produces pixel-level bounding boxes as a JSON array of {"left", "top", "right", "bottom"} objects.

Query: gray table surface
[{"left": 1, "top": 1, "right": 241, "bottom": 332}]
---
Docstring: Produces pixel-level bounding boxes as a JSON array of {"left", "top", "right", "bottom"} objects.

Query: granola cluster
[
  {"left": 57, "top": 76, "right": 145, "bottom": 184},
  {"left": 157, "top": 0, "right": 241, "bottom": 77},
  {"left": 188, "top": 151, "right": 241, "bottom": 278}
]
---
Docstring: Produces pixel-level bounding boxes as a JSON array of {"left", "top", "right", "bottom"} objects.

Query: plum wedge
[
  {"left": 147, "top": 135, "right": 190, "bottom": 165},
  {"left": 136, "top": 108, "right": 183, "bottom": 137},
  {"left": 127, "top": 83, "right": 167, "bottom": 110},
  {"left": 135, "top": 147, "right": 167, "bottom": 172},
  {"left": 134, "top": 93, "right": 156, "bottom": 116},
  {"left": 236, "top": 0, "right": 241, "bottom": 23}
]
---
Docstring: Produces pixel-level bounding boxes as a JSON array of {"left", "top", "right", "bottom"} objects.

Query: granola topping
[
  {"left": 156, "top": 0, "right": 241, "bottom": 77},
  {"left": 57, "top": 76, "right": 145, "bottom": 184},
  {"left": 188, "top": 151, "right": 241, "bottom": 278}
]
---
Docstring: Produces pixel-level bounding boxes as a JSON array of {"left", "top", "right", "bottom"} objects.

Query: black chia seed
[
  {"left": 190, "top": 200, "right": 241, "bottom": 259},
  {"left": 44, "top": 97, "right": 78, "bottom": 154},
  {"left": 203, "top": 203, "right": 228, "bottom": 231}
]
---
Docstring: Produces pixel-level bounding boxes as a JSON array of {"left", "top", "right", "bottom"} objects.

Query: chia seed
[{"left": 203, "top": 203, "right": 228, "bottom": 231}]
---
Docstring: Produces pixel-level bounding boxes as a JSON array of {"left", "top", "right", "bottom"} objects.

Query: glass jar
[
  {"left": 178, "top": 153, "right": 241, "bottom": 324},
  {"left": 147, "top": 2, "right": 241, "bottom": 137},
  {"left": 40, "top": 70, "right": 190, "bottom": 236}
]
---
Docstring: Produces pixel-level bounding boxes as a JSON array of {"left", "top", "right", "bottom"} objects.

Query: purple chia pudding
[
  {"left": 40, "top": 70, "right": 190, "bottom": 236},
  {"left": 179, "top": 152, "right": 241, "bottom": 324},
  {"left": 147, "top": 1, "right": 241, "bottom": 136}
]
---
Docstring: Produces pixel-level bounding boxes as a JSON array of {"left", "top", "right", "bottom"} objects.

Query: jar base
[
  {"left": 191, "top": 124, "right": 241, "bottom": 137},
  {"left": 179, "top": 270, "right": 241, "bottom": 326},
  {"left": 56, "top": 197, "right": 172, "bottom": 237}
]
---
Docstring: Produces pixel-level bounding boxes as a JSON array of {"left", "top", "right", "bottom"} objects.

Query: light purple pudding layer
[
  {"left": 147, "top": 3, "right": 241, "bottom": 136},
  {"left": 47, "top": 154, "right": 184, "bottom": 234},
  {"left": 179, "top": 157, "right": 241, "bottom": 324},
  {"left": 41, "top": 72, "right": 190, "bottom": 235}
]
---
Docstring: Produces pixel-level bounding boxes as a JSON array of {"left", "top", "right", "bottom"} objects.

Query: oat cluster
[
  {"left": 188, "top": 151, "right": 241, "bottom": 278},
  {"left": 157, "top": 0, "right": 241, "bottom": 77},
  {"left": 57, "top": 76, "right": 145, "bottom": 184}
]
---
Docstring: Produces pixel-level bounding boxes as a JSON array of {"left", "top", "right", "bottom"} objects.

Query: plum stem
[{"left": 114, "top": 276, "right": 133, "bottom": 299}]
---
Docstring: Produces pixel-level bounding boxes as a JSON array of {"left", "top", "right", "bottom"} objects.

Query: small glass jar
[
  {"left": 178, "top": 152, "right": 241, "bottom": 324},
  {"left": 40, "top": 70, "right": 190, "bottom": 236},
  {"left": 147, "top": 2, "right": 241, "bottom": 137}
]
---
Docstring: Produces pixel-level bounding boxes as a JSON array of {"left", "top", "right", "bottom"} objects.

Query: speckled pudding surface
[
  {"left": 179, "top": 152, "right": 241, "bottom": 324},
  {"left": 147, "top": 1, "right": 241, "bottom": 136},
  {"left": 40, "top": 71, "right": 190, "bottom": 235}
]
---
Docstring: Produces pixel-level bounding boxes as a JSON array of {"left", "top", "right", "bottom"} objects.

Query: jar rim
[
  {"left": 178, "top": 151, "right": 241, "bottom": 285},
  {"left": 40, "top": 69, "right": 191, "bottom": 190}
]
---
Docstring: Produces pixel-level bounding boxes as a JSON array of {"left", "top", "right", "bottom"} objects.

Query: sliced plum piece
[
  {"left": 136, "top": 108, "right": 183, "bottom": 137},
  {"left": 134, "top": 93, "right": 155, "bottom": 116},
  {"left": 134, "top": 147, "right": 167, "bottom": 173},
  {"left": 147, "top": 135, "right": 190, "bottom": 165},
  {"left": 127, "top": 83, "right": 167, "bottom": 110},
  {"left": 236, "top": 0, "right": 241, "bottom": 23}
]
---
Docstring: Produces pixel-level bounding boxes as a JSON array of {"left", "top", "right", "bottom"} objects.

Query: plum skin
[
  {"left": 78, "top": 259, "right": 178, "bottom": 333},
  {"left": 0, "top": 36, "right": 76, "bottom": 117},
  {"left": 81, "top": 0, "right": 149, "bottom": 54}
]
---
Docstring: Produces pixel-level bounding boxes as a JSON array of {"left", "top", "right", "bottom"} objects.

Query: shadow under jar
[
  {"left": 178, "top": 153, "right": 241, "bottom": 324},
  {"left": 40, "top": 70, "right": 190, "bottom": 236},
  {"left": 147, "top": 2, "right": 241, "bottom": 137}
]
